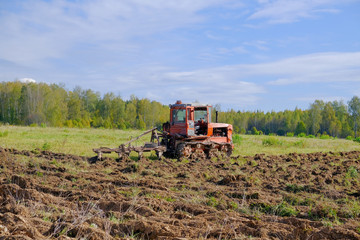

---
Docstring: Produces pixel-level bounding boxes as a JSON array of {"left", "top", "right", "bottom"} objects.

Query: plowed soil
[{"left": 1, "top": 147, "right": 360, "bottom": 239}]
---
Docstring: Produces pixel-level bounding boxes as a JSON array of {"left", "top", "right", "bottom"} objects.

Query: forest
[{"left": 1, "top": 81, "right": 360, "bottom": 138}]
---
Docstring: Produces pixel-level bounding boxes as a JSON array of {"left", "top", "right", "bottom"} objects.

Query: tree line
[
  {"left": 1, "top": 81, "right": 360, "bottom": 138},
  {"left": 218, "top": 97, "right": 360, "bottom": 138},
  {"left": 0, "top": 81, "right": 169, "bottom": 129}
]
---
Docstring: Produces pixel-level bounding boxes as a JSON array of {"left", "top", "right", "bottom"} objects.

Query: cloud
[
  {"left": 108, "top": 51, "right": 359, "bottom": 108},
  {"left": 244, "top": 40, "right": 269, "bottom": 51},
  {"left": 1, "top": 1, "right": 359, "bottom": 111},
  {"left": 19, "top": 78, "right": 36, "bottom": 83},
  {"left": 188, "top": 51, "right": 359, "bottom": 86},
  {"left": 264, "top": 52, "right": 360, "bottom": 85},
  {"left": 189, "top": 51, "right": 360, "bottom": 86},
  {"left": 0, "top": 0, "right": 236, "bottom": 66},
  {"left": 111, "top": 65, "right": 265, "bottom": 108},
  {"left": 294, "top": 96, "right": 346, "bottom": 103},
  {"left": 248, "top": 0, "right": 350, "bottom": 23}
]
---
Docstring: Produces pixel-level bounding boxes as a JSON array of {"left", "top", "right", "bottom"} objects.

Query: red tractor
[
  {"left": 94, "top": 100, "right": 234, "bottom": 160},
  {"left": 162, "top": 100, "right": 233, "bottom": 159}
]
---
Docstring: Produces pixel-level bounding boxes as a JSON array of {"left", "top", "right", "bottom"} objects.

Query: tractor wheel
[
  {"left": 219, "top": 144, "right": 232, "bottom": 157},
  {"left": 176, "top": 143, "right": 192, "bottom": 160},
  {"left": 191, "top": 148, "right": 206, "bottom": 159}
]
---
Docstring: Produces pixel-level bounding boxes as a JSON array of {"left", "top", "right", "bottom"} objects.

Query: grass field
[
  {"left": 1, "top": 125, "right": 359, "bottom": 157},
  {"left": 2, "top": 125, "right": 360, "bottom": 239}
]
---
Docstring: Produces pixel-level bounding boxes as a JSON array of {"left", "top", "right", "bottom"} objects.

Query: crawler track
[{"left": 176, "top": 142, "right": 233, "bottom": 159}]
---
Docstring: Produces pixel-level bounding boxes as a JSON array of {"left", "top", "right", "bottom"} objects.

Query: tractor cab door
[
  {"left": 186, "top": 107, "right": 195, "bottom": 136},
  {"left": 170, "top": 107, "right": 187, "bottom": 135},
  {"left": 194, "top": 107, "right": 210, "bottom": 135}
]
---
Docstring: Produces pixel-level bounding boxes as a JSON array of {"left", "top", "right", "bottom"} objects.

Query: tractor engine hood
[{"left": 209, "top": 123, "right": 233, "bottom": 129}]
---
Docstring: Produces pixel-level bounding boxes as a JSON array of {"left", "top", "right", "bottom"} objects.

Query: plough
[{"left": 93, "top": 127, "right": 166, "bottom": 160}]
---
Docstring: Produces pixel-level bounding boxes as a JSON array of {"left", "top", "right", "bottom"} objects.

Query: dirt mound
[{"left": 0, "top": 148, "right": 360, "bottom": 239}]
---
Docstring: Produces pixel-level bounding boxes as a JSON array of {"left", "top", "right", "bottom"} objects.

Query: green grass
[
  {"left": 233, "top": 134, "right": 360, "bottom": 156},
  {"left": 0, "top": 125, "right": 360, "bottom": 157},
  {"left": 0, "top": 125, "right": 146, "bottom": 157}
]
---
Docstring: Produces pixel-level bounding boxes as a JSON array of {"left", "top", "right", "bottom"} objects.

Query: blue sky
[{"left": 1, "top": 0, "right": 360, "bottom": 111}]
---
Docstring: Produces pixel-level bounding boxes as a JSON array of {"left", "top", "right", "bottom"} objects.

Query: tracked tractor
[{"left": 94, "top": 100, "right": 234, "bottom": 160}]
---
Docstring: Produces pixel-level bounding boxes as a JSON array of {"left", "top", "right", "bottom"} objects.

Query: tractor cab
[{"left": 168, "top": 100, "right": 211, "bottom": 137}]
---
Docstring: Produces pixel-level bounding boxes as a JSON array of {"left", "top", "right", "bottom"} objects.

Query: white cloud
[
  {"left": 111, "top": 65, "right": 265, "bottom": 108},
  {"left": 264, "top": 52, "right": 360, "bottom": 85},
  {"left": 110, "top": 51, "right": 359, "bottom": 107},
  {"left": 19, "top": 78, "right": 36, "bottom": 83},
  {"left": 193, "top": 51, "right": 360, "bottom": 86},
  {"left": 1, "top": 1, "right": 359, "bottom": 111},
  {"left": 244, "top": 40, "right": 269, "bottom": 51},
  {"left": 0, "top": 0, "right": 237, "bottom": 66},
  {"left": 193, "top": 52, "right": 360, "bottom": 86},
  {"left": 248, "top": 0, "right": 350, "bottom": 23},
  {"left": 294, "top": 96, "right": 346, "bottom": 102}
]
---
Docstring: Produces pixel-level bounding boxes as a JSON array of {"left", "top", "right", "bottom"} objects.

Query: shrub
[
  {"left": 320, "top": 133, "right": 331, "bottom": 139},
  {"left": 354, "top": 137, "right": 360, "bottom": 143},
  {"left": 251, "top": 127, "right": 260, "bottom": 135},
  {"left": 64, "top": 120, "right": 74, "bottom": 128},
  {"left": 307, "top": 134, "right": 315, "bottom": 138},
  {"left": 295, "top": 121, "right": 307, "bottom": 136},
  {"left": 346, "top": 136, "right": 353, "bottom": 140},
  {"left": 298, "top": 132, "right": 306, "bottom": 138},
  {"left": 286, "top": 132, "right": 294, "bottom": 137},
  {"left": 233, "top": 134, "right": 242, "bottom": 144},
  {"left": 262, "top": 137, "right": 283, "bottom": 146}
]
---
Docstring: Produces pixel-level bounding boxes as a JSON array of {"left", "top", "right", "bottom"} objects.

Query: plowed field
[{"left": 1, "top": 147, "right": 360, "bottom": 239}]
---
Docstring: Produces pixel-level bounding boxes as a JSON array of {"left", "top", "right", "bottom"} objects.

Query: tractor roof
[{"left": 169, "top": 100, "right": 212, "bottom": 108}]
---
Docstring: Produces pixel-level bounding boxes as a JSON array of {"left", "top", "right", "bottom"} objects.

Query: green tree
[
  {"left": 67, "top": 90, "right": 82, "bottom": 122},
  {"left": 295, "top": 121, "right": 307, "bottom": 135},
  {"left": 348, "top": 96, "right": 360, "bottom": 137},
  {"left": 321, "top": 102, "right": 339, "bottom": 137},
  {"left": 308, "top": 100, "right": 324, "bottom": 135}
]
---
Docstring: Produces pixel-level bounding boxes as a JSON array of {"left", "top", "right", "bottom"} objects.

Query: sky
[{"left": 0, "top": 0, "right": 360, "bottom": 111}]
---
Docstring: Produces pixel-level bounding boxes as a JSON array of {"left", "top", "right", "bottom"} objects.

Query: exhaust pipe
[{"left": 216, "top": 111, "right": 218, "bottom": 123}]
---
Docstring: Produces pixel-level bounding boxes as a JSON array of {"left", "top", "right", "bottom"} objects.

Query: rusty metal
[
  {"left": 93, "top": 128, "right": 166, "bottom": 160},
  {"left": 94, "top": 100, "right": 234, "bottom": 161}
]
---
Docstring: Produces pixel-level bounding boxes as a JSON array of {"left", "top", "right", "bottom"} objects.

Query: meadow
[{"left": 0, "top": 125, "right": 359, "bottom": 157}]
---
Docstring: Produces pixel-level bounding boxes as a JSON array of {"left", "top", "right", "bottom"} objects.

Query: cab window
[
  {"left": 194, "top": 109, "right": 208, "bottom": 122},
  {"left": 172, "top": 109, "right": 186, "bottom": 123}
]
